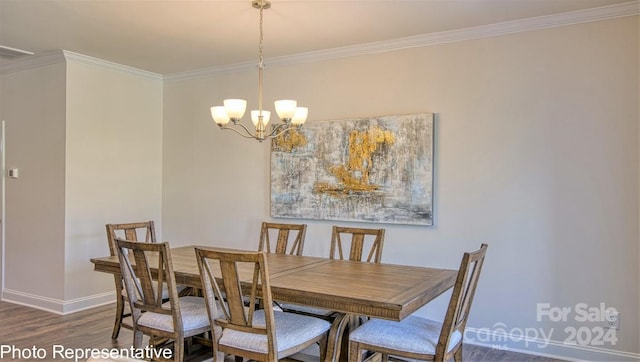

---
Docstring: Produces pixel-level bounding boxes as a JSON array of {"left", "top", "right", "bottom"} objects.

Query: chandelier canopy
[{"left": 210, "top": 0, "right": 307, "bottom": 142}]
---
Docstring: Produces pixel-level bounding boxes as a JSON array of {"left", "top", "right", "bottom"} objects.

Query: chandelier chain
[
  {"left": 257, "top": 1, "right": 265, "bottom": 115},
  {"left": 259, "top": 2, "right": 264, "bottom": 69}
]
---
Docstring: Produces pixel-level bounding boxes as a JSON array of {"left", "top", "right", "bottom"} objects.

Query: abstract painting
[{"left": 270, "top": 113, "right": 434, "bottom": 225}]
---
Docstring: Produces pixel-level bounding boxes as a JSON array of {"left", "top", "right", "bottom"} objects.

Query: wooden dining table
[{"left": 91, "top": 245, "right": 457, "bottom": 361}]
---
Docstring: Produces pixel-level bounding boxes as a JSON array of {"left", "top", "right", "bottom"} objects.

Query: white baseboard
[
  {"left": 464, "top": 327, "right": 640, "bottom": 362},
  {"left": 1, "top": 288, "right": 115, "bottom": 315}
]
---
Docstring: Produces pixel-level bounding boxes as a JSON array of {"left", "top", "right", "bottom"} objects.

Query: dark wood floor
[{"left": 0, "top": 300, "right": 564, "bottom": 361}]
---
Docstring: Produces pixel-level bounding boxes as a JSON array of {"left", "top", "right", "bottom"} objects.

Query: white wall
[
  {"left": 64, "top": 57, "right": 163, "bottom": 303},
  {"left": 162, "top": 16, "right": 639, "bottom": 359},
  {"left": 0, "top": 52, "right": 164, "bottom": 313},
  {"left": 0, "top": 61, "right": 67, "bottom": 303}
]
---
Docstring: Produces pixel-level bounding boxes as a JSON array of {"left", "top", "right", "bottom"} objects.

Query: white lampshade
[
  {"left": 223, "top": 99, "right": 247, "bottom": 120},
  {"left": 291, "top": 107, "right": 308, "bottom": 125},
  {"left": 251, "top": 110, "right": 271, "bottom": 127},
  {"left": 274, "top": 100, "right": 297, "bottom": 120},
  {"left": 211, "top": 106, "right": 230, "bottom": 125}
]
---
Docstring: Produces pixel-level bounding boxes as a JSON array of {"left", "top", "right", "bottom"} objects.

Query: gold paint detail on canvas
[
  {"left": 274, "top": 128, "right": 307, "bottom": 152},
  {"left": 314, "top": 126, "right": 395, "bottom": 196}
]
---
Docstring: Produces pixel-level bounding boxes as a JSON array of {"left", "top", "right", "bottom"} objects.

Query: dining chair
[
  {"left": 258, "top": 222, "right": 307, "bottom": 256},
  {"left": 107, "top": 221, "right": 192, "bottom": 340},
  {"left": 280, "top": 226, "right": 386, "bottom": 319},
  {"left": 348, "top": 243, "right": 489, "bottom": 362},
  {"left": 106, "top": 221, "right": 157, "bottom": 340},
  {"left": 330, "top": 226, "right": 385, "bottom": 263},
  {"left": 195, "top": 248, "right": 332, "bottom": 362},
  {"left": 116, "top": 238, "right": 211, "bottom": 362}
]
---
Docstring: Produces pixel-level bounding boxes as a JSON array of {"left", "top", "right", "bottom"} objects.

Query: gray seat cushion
[
  {"left": 137, "top": 296, "right": 214, "bottom": 333},
  {"left": 349, "top": 315, "right": 462, "bottom": 357},
  {"left": 219, "top": 310, "right": 331, "bottom": 356}
]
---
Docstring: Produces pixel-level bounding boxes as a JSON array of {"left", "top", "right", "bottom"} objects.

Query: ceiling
[{"left": 0, "top": 0, "right": 633, "bottom": 75}]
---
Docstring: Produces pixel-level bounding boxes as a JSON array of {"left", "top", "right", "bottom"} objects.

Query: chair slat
[
  {"left": 259, "top": 222, "right": 307, "bottom": 256},
  {"left": 330, "top": 226, "right": 385, "bottom": 263}
]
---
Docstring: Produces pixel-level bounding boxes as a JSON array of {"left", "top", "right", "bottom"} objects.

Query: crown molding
[
  {"left": 62, "top": 50, "right": 162, "bottom": 80},
  {"left": 165, "top": 0, "right": 639, "bottom": 81},
  {"left": 0, "top": 50, "right": 66, "bottom": 75},
  {"left": 0, "top": 50, "right": 162, "bottom": 80}
]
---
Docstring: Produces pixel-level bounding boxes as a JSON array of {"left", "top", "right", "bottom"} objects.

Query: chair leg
[
  {"left": 318, "top": 334, "right": 328, "bottom": 361},
  {"left": 133, "top": 330, "right": 144, "bottom": 349},
  {"left": 185, "top": 336, "right": 193, "bottom": 356},
  {"left": 214, "top": 351, "right": 225, "bottom": 362},
  {"left": 453, "top": 344, "right": 463, "bottom": 362},
  {"left": 174, "top": 337, "right": 184, "bottom": 362},
  {"left": 348, "top": 341, "right": 362, "bottom": 362},
  {"left": 111, "top": 295, "right": 125, "bottom": 339}
]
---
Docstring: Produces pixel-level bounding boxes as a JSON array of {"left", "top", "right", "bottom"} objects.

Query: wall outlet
[{"left": 605, "top": 310, "right": 620, "bottom": 330}]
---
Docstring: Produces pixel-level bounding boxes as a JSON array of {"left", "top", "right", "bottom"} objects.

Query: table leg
[
  {"left": 325, "top": 313, "right": 361, "bottom": 362},
  {"left": 326, "top": 313, "right": 348, "bottom": 361}
]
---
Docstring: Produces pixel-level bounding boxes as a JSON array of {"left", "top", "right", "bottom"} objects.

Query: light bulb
[
  {"left": 211, "top": 106, "right": 230, "bottom": 125},
  {"left": 275, "top": 100, "right": 297, "bottom": 121},
  {"left": 251, "top": 110, "right": 271, "bottom": 127},
  {"left": 291, "top": 107, "right": 308, "bottom": 125},
  {"left": 223, "top": 99, "right": 247, "bottom": 120}
]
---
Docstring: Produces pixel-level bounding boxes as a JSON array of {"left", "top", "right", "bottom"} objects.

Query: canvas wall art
[{"left": 270, "top": 113, "right": 434, "bottom": 225}]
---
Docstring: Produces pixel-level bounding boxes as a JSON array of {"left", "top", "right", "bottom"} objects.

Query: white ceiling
[{"left": 0, "top": 0, "right": 633, "bottom": 75}]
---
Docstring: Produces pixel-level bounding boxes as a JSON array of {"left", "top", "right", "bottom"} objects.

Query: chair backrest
[
  {"left": 195, "top": 248, "right": 277, "bottom": 359},
  {"left": 258, "top": 222, "right": 307, "bottom": 256},
  {"left": 106, "top": 221, "right": 156, "bottom": 256},
  {"left": 330, "top": 226, "right": 385, "bottom": 263},
  {"left": 115, "top": 239, "right": 184, "bottom": 331},
  {"left": 437, "top": 243, "right": 488, "bottom": 358}
]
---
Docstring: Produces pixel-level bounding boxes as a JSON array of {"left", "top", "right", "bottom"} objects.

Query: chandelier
[{"left": 210, "top": 0, "right": 307, "bottom": 142}]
